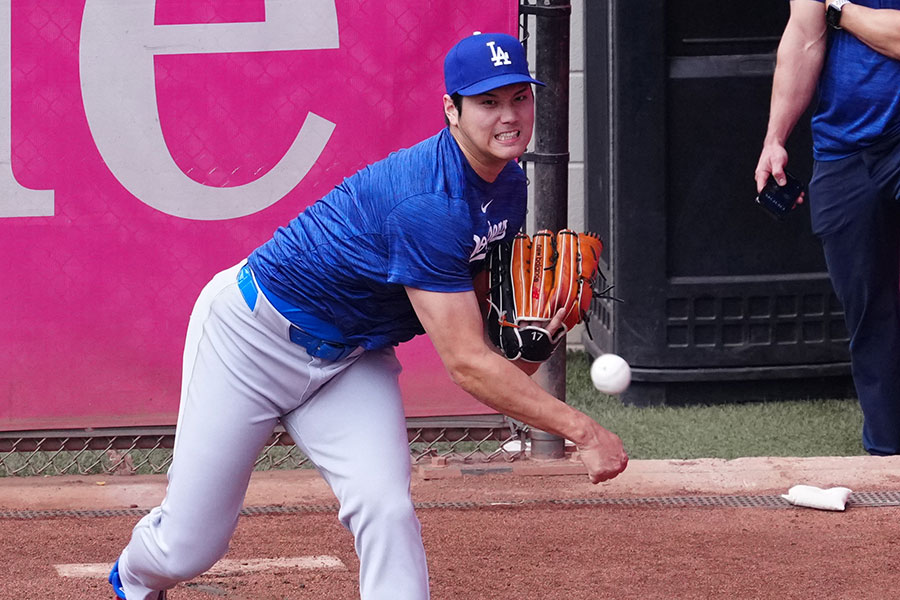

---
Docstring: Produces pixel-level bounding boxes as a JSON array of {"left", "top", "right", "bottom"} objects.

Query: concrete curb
[
  {"left": 571, "top": 455, "right": 900, "bottom": 495},
  {"left": 1, "top": 456, "right": 898, "bottom": 512},
  {"left": 417, "top": 455, "right": 900, "bottom": 493}
]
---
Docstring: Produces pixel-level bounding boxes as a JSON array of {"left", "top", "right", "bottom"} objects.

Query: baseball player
[{"left": 108, "top": 32, "right": 628, "bottom": 600}]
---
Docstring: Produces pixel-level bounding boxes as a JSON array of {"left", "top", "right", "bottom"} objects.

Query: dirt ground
[{"left": 2, "top": 455, "right": 900, "bottom": 600}]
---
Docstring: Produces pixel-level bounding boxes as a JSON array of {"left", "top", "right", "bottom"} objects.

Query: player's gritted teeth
[{"left": 495, "top": 131, "right": 520, "bottom": 142}]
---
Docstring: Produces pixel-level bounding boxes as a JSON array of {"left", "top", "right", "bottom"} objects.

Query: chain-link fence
[{"left": 0, "top": 417, "right": 530, "bottom": 477}]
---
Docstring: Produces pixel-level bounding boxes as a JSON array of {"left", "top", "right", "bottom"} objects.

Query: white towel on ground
[{"left": 781, "top": 485, "right": 853, "bottom": 511}]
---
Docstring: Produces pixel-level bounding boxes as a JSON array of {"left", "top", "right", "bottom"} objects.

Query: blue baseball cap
[{"left": 444, "top": 32, "right": 545, "bottom": 96}]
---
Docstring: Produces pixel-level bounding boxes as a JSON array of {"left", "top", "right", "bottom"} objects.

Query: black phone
[{"left": 755, "top": 171, "right": 805, "bottom": 220}]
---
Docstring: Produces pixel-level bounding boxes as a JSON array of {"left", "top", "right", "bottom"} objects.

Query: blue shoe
[
  {"left": 108, "top": 559, "right": 166, "bottom": 600},
  {"left": 108, "top": 559, "right": 127, "bottom": 599}
]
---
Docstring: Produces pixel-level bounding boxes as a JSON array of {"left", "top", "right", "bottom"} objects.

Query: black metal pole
[{"left": 521, "top": 0, "right": 571, "bottom": 460}]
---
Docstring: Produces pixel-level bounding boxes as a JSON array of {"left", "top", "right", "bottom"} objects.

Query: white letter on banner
[
  {"left": 79, "top": 0, "right": 339, "bottom": 220},
  {"left": 0, "top": 1, "right": 55, "bottom": 218}
]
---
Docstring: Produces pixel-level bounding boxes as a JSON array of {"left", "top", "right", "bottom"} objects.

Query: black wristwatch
[{"left": 826, "top": 0, "right": 852, "bottom": 30}]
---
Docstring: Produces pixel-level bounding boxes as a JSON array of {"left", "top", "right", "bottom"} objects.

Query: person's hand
[
  {"left": 577, "top": 426, "right": 628, "bottom": 484},
  {"left": 755, "top": 142, "right": 790, "bottom": 192},
  {"left": 754, "top": 143, "right": 805, "bottom": 204}
]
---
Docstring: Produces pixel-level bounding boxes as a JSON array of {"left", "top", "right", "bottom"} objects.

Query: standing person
[
  {"left": 754, "top": 0, "right": 900, "bottom": 455},
  {"left": 108, "top": 32, "right": 628, "bottom": 600}
]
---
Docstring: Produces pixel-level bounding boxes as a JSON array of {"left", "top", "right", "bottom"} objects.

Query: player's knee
[
  {"left": 373, "top": 492, "right": 418, "bottom": 526},
  {"left": 340, "top": 484, "right": 417, "bottom": 533}
]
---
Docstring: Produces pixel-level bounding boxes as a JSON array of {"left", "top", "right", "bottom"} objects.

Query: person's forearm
[
  {"left": 449, "top": 348, "right": 602, "bottom": 446},
  {"left": 765, "top": 21, "right": 826, "bottom": 147},
  {"left": 839, "top": 4, "right": 900, "bottom": 60}
]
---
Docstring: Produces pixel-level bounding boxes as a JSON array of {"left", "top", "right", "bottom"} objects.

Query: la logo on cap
[{"left": 487, "top": 41, "right": 511, "bottom": 67}]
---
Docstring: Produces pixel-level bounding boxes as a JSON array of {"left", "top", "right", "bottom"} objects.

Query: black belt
[{"left": 237, "top": 264, "right": 355, "bottom": 362}]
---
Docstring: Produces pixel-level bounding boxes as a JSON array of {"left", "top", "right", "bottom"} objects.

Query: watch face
[{"left": 826, "top": 4, "right": 842, "bottom": 28}]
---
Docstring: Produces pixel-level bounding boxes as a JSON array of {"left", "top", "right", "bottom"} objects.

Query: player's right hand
[{"left": 577, "top": 427, "right": 628, "bottom": 484}]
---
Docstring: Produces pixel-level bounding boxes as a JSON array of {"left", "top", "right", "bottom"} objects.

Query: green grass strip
[{"left": 566, "top": 351, "right": 866, "bottom": 460}]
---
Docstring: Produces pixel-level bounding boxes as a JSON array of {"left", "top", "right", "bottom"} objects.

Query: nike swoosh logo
[{"left": 481, "top": 199, "right": 494, "bottom": 213}]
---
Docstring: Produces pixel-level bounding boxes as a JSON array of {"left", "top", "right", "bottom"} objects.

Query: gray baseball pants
[{"left": 116, "top": 262, "right": 430, "bottom": 599}]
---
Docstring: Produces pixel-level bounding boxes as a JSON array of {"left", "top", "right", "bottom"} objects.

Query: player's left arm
[{"left": 829, "top": 1, "right": 900, "bottom": 60}]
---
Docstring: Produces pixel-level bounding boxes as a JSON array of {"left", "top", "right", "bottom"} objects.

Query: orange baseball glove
[{"left": 485, "top": 229, "right": 604, "bottom": 362}]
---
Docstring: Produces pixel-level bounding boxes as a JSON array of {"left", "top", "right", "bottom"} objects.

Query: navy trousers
[{"left": 809, "top": 133, "right": 900, "bottom": 455}]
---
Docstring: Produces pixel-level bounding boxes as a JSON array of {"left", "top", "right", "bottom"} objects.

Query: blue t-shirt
[
  {"left": 812, "top": 0, "right": 900, "bottom": 160},
  {"left": 248, "top": 128, "right": 527, "bottom": 350}
]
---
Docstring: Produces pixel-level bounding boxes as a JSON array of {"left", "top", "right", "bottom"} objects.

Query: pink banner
[{"left": 1, "top": 0, "right": 518, "bottom": 431}]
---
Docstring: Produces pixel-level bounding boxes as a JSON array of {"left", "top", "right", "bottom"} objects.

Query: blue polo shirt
[{"left": 248, "top": 128, "right": 528, "bottom": 350}]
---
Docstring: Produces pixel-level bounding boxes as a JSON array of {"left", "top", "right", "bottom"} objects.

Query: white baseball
[{"left": 590, "top": 353, "right": 632, "bottom": 395}]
